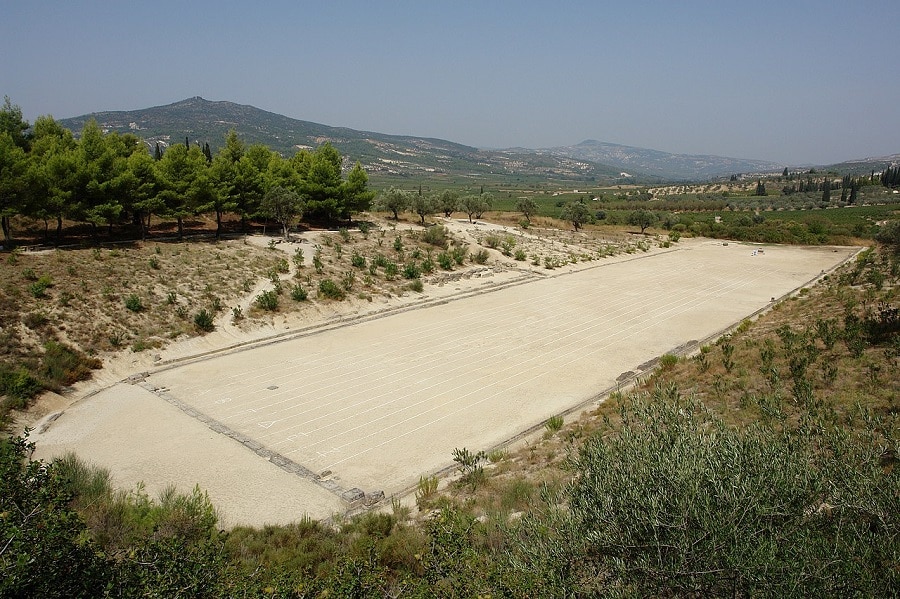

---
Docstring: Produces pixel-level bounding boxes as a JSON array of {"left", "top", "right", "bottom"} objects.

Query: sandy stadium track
[{"left": 33, "top": 239, "right": 857, "bottom": 526}]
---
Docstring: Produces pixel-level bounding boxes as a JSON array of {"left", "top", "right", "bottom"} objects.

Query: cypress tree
[
  {"left": 755, "top": 180, "right": 767, "bottom": 196},
  {"left": 153, "top": 142, "right": 162, "bottom": 161}
]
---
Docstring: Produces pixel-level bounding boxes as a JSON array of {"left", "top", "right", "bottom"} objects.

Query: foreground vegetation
[{"left": 3, "top": 238, "right": 897, "bottom": 596}]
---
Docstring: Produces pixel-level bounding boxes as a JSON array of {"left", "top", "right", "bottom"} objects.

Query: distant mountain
[
  {"left": 547, "top": 140, "right": 785, "bottom": 181},
  {"left": 62, "top": 97, "right": 889, "bottom": 184},
  {"left": 59, "top": 97, "right": 625, "bottom": 185},
  {"left": 818, "top": 154, "right": 900, "bottom": 176}
]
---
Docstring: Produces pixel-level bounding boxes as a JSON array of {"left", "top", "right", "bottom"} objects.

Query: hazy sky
[{"left": 2, "top": 1, "right": 897, "bottom": 165}]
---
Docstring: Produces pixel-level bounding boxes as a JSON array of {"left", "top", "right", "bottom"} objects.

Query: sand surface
[{"left": 31, "top": 236, "right": 857, "bottom": 527}]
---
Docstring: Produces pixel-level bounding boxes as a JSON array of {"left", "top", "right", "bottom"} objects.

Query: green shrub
[
  {"left": 403, "top": 263, "right": 421, "bottom": 279},
  {"left": 124, "top": 294, "right": 143, "bottom": 312},
  {"left": 39, "top": 341, "right": 101, "bottom": 389},
  {"left": 500, "top": 236, "right": 516, "bottom": 256},
  {"left": 452, "top": 447, "right": 486, "bottom": 490},
  {"left": 472, "top": 249, "right": 490, "bottom": 264},
  {"left": 255, "top": 290, "right": 279, "bottom": 311},
  {"left": 29, "top": 275, "right": 53, "bottom": 298},
  {"left": 415, "top": 475, "right": 439, "bottom": 509},
  {"left": 409, "top": 279, "right": 424, "bottom": 293},
  {"left": 194, "top": 309, "right": 215, "bottom": 332},
  {"left": 514, "top": 248, "right": 527, "bottom": 261},
  {"left": 544, "top": 414, "right": 564, "bottom": 433},
  {"left": 531, "top": 390, "right": 900, "bottom": 597},
  {"left": 312, "top": 248, "right": 324, "bottom": 273},
  {"left": 659, "top": 353, "right": 679, "bottom": 370},
  {"left": 290, "top": 284, "right": 308, "bottom": 301},
  {"left": 341, "top": 270, "right": 355, "bottom": 291},
  {"left": 274, "top": 258, "right": 290, "bottom": 273},
  {"left": 488, "top": 448, "right": 508, "bottom": 463},
  {"left": 0, "top": 366, "right": 41, "bottom": 401},
  {"left": 450, "top": 246, "right": 468, "bottom": 265},
  {"left": 437, "top": 252, "right": 454, "bottom": 270},
  {"left": 293, "top": 247, "right": 305, "bottom": 268},
  {"left": 351, "top": 252, "right": 366, "bottom": 269},
  {"left": 373, "top": 253, "right": 390, "bottom": 269},
  {"left": 318, "top": 279, "right": 346, "bottom": 300},
  {"left": 421, "top": 225, "right": 450, "bottom": 248},
  {"left": 384, "top": 262, "right": 399, "bottom": 280}
]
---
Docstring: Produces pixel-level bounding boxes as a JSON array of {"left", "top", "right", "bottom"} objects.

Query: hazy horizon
[{"left": 3, "top": 1, "right": 897, "bottom": 166}]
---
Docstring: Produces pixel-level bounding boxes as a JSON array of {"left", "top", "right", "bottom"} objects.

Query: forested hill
[{"left": 59, "top": 97, "right": 626, "bottom": 185}]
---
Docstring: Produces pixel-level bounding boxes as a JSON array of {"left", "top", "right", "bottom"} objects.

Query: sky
[{"left": 2, "top": 1, "right": 898, "bottom": 166}]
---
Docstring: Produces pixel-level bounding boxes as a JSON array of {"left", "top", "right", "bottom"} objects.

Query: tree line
[
  {"left": 0, "top": 97, "right": 373, "bottom": 244},
  {"left": 882, "top": 165, "right": 900, "bottom": 189}
]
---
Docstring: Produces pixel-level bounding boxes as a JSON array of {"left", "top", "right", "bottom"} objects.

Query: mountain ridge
[{"left": 58, "top": 97, "right": 896, "bottom": 183}]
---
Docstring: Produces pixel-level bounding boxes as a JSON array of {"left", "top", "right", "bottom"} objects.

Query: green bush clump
[
  {"left": 472, "top": 249, "right": 490, "bottom": 264},
  {"left": 290, "top": 284, "right": 308, "bottom": 301},
  {"left": 421, "top": 225, "right": 450, "bottom": 248},
  {"left": 40, "top": 341, "right": 101, "bottom": 390},
  {"left": 437, "top": 252, "right": 454, "bottom": 270},
  {"left": 0, "top": 366, "right": 41, "bottom": 401},
  {"left": 255, "top": 290, "right": 279, "bottom": 311},
  {"left": 351, "top": 252, "right": 366, "bottom": 269},
  {"left": 29, "top": 275, "right": 53, "bottom": 298},
  {"left": 124, "top": 294, "right": 143, "bottom": 312},
  {"left": 544, "top": 414, "right": 564, "bottom": 433},
  {"left": 515, "top": 389, "right": 900, "bottom": 597},
  {"left": 194, "top": 309, "right": 215, "bottom": 332},
  {"left": 384, "top": 262, "right": 399, "bottom": 280},
  {"left": 318, "top": 279, "right": 346, "bottom": 300},
  {"left": 659, "top": 353, "right": 679, "bottom": 370},
  {"left": 403, "top": 263, "right": 421, "bottom": 279}
]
